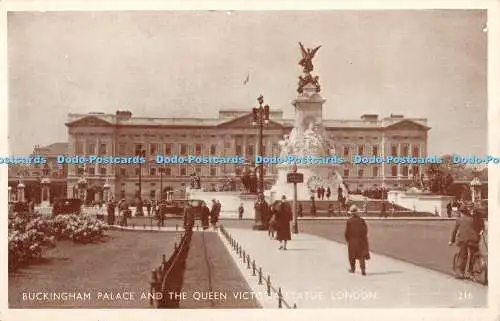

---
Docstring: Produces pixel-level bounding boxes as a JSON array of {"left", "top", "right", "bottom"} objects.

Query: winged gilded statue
[{"left": 298, "top": 42, "right": 322, "bottom": 73}]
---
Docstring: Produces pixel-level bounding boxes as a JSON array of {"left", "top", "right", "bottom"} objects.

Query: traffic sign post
[{"left": 287, "top": 164, "right": 303, "bottom": 234}]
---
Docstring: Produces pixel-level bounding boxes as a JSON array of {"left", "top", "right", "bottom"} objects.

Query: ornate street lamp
[
  {"left": 159, "top": 166, "right": 165, "bottom": 201},
  {"left": 252, "top": 94, "right": 270, "bottom": 230},
  {"left": 136, "top": 149, "right": 146, "bottom": 216}
]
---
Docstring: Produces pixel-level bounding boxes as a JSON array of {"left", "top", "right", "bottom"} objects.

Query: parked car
[{"left": 52, "top": 198, "right": 83, "bottom": 215}]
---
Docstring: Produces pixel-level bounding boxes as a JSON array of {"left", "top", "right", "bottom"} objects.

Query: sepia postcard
[{"left": 1, "top": 1, "right": 499, "bottom": 321}]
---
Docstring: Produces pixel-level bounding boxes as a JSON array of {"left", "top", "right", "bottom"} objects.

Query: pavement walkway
[{"left": 220, "top": 227, "right": 487, "bottom": 308}]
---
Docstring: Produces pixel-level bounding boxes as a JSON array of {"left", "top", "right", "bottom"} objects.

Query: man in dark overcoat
[
  {"left": 107, "top": 199, "right": 115, "bottom": 225},
  {"left": 344, "top": 205, "right": 370, "bottom": 275},
  {"left": 276, "top": 195, "right": 293, "bottom": 250},
  {"left": 201, "top": 201, "right": 210, "bottom": 230}
]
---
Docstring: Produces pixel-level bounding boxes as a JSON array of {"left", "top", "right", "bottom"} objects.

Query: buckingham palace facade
[{"left": 64, "top": 109, "right": 429, "bottom": 202}]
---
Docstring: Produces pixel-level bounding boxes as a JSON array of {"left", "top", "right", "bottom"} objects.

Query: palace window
[
  {"left": 235, "top": 167, "right": 242, "bottom": 176},
  {"left": 343, "top": 168, "right": 350, "bottom": 177},
  {"left": 273, "top": 144, "right": 280, "bottom": 156},
  {"left": 99, "top": 167, "right": 107, "bottom": 175},
  {"left": 150, "top": 168, "right": 157, "bottom": 176},
  {"left": 120, "top": 167, "right": 126, "bottom": 177},
  {"left": 210, "top": 144, "right": 217, "bottom": 155},
  {"left": 87, "top": 143, "right": 96, "bottom": 155},
  {"left": 391, "top": 145, "right": 398, "bottom": 156},
  {"left": 402, "top": 144, "right": 409, "bottom": 156},
  {"left": 343, "top": 146, "right": 349, "bottom": 157},
  {"left": 402, "top": 166, "right": 409, "bottom": 177},
  {"left": 210, "top": 167, "right": 217, "bottom": 176},
  {"left": 150, "top": 190, "right": 156, "bottom": 199},
  {"left": 88, "top": 166, "right": 95, "bottom": 175},
  {"left": 247, "top": 144, "right": 255, "bottom": 156},
  {"left": 75, "top": 142, "right": 83, "bottom": 154},
  {"left": 195, "top": 144, "right": 203, "bottom": 155},
  {"left": 164, "top": 143, "right": 172, "bottom": 154},
  {"left": 135, "top": 144, "right": 144, "bottom": 155},
  {"left": 236, "top": 145, "right": 242, "bottom": 155},
  {"left": 135, "top": 167, "right": 141, "bottom": 176},
  {"left": 99, "top": 143, "right": 107, "bottom": 155},
  {"left": 391, "top": 166, "right": 398, "bottom": 177},
  {"left": 164, "top": 167, "right": 172, "bottom": 176},
  {"left": 358, "top": 145, "right": 364, "bottom": 155},
  {"left": 150, "top": 143, "right": 158, "bottom": 155},
  {"left": 119, "top": 143, "right": 126, "bottom": 155},
  {"left": 180, "top": 144, "right": 188, "bottom": 156},
  {"left": 372, "top": 146, "right": 378, "bottom": 156},
  {"left": 77, "top": 166, "right": 84, "bottom": 176},
  {"left": 412, "top": 165, "right": 419, "bottom": 176},
  {"left": 412, "top": 145, "right": 420, "bottom": 157},
  {"left": 358, "top": 168, "right": 364, "bottom": 177},
  {"left": 195, "top": 166, "right": 202, "bottom": 175},
  {"left": 372, "top": 167, "right": 379, "bottom": 177},
  {"left": 180, "top": 166, "right": 187, "bottom": 176}
]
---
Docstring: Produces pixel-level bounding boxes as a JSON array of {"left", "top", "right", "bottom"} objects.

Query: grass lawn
[{"left": 9, "top": 230, "right": 181, "bottom": 308}]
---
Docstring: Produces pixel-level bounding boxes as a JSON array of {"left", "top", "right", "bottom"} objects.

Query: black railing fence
[
  {"left": 149, "top": 227, "right": 192, "bottom": 308},
  {"left": 219, "top": 225, "right": 297, "bottom": 309}
]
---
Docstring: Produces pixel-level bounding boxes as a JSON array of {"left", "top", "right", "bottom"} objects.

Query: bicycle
[{"left": 451, "top": 233, "right": 488, "bottom": 285}]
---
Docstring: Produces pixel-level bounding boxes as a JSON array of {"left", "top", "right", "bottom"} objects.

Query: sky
[{"left": 7, "top": 10, "right": 487, "bottom": 156}]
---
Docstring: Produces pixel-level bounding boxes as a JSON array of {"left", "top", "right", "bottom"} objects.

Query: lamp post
[
  {"left": 135, "top": 149, "right": 146, "bottom": 216},
  {"left": 251, "top": 94, "right": 270, "bottom": 230},
  {"left": 159, "top": 166, "right": 165, "bottom": 201}
]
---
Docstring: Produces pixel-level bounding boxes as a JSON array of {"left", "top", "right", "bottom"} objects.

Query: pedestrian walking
[
  {"left": 326, "top": 187, "right": 331, "bottom": 200},
  {"left": 210, "top": 199, "right": 220, "bottom": 230},
  {"left": 238, "top": 203, "right": 244, "bottom": 220},
  {"left": 298, "top": 202, "right": 303, "bottom": 217},
  {"left": 157, "top": 201, "right": 166, "bottom": 227},
  {"left": 118, "top": 199, "right": 129, "bottom": 227},
  {"left": 446, "top": 202, "right": 452, "bottom": 218},
  {"left": 276, "top": 195, "right": 293, "bottom": 250},
  {"left": 107, "top": 199, "right": 115, "bottom": 225},
  {"left": 310, "top": 196, "right": 316, "bottom": 216},
  {"left": 201, "top": 201, "right": 210, "bottom": 230},
  {"left": 345, "top": 205, "right": 370, "bottom": 275}
]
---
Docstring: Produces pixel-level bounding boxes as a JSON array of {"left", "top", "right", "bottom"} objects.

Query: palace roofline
[{"left": 66, "top": 110, "right": 430, "bottom": 130}]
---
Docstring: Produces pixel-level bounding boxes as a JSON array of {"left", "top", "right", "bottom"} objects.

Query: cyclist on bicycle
[{"left": 448, "top": 205, "right": 484, "bottom": 279}]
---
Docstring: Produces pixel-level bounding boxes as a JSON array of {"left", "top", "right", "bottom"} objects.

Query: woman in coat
[
  {"left": 276, "top": 195, "right": 293, "bottom": 250},
  {"left": 344, "top": 205, "right": 370, "bottom": 275}
]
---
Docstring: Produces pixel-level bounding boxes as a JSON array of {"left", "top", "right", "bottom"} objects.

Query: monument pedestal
[
  {"left": 271, "top": 163, "right": 344, "bottom": 201},
  {"left": 270, "top": 81, "right": 348, "bottom": 203}
]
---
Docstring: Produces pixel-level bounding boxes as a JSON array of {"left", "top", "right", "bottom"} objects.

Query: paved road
[
  {"left": 9, "top": 230, "right": 180, "bottom": 308},
  {"left": 221, "top": 228, "right": 487, "bottom": 308},
  {"left": 180, "top": 232, "right": 261, "bottom": 308}
]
